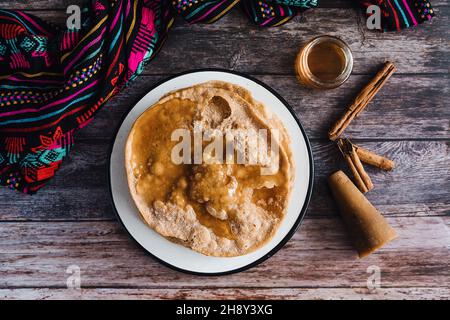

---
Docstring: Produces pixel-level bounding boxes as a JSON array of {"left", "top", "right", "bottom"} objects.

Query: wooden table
[{"left": 0, "top": 0, "right": 449, "bottom": 300}]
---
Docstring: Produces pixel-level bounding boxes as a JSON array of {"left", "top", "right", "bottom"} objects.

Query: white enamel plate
[{"left": 109, "top": 70, "right": 314, "bottom": 275}]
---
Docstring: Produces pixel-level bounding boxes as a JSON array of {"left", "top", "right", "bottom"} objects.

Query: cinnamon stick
[
  {"left": 355, "top": 145, "right": 395, "bottom": 171},
  {"left": 328, "top": 62, "right": 396, "bottom": 141},
  {"left": 337, "top": 139, "right": 373, "bottom": 193}
]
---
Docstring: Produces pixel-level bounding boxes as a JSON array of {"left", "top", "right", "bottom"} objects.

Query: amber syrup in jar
[{"left": 295, "top": 36, "right": 353, "bottom": 89}]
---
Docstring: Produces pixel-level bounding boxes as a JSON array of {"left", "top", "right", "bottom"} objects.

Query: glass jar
[{"left": 295, "top": 36, "right": 353, "bottom": 89}]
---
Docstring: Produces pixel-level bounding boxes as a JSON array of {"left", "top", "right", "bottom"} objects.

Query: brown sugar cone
[{"left": 328, "top": 171, "right": 398, "bottom": 258}]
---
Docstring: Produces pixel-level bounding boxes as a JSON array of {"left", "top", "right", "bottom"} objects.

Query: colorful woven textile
[
  {"left": 0, "top": 0, "right": 435, "bottom": 194},
  {"left": 0, "top": 0, "right": 173, "bottom": 194},
  {"left": 171, "top": 0, "right": 434, "bottom": 30},
  {"left": 172, "top": 0, "right": 318, "bottom": 27},
  {"left": 360, "top": 0, "right": 434, "bottom": 31}
]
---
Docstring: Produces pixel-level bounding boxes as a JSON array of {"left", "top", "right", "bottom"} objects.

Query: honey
[{"left": 295, "top": 36, "right": 353, "bottom": 89}]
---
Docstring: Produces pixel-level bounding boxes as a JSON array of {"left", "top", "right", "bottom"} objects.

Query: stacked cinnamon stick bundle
[
  {"left": 327, "top": 62, "right": 398, "bottom": 258},
  {"left": 329, "top": 61, "right": 396, "bottom": 193}
]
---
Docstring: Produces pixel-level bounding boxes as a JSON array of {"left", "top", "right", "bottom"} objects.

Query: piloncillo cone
[{"left": 328, "top": 170, "right": 397, "bottom": 258}]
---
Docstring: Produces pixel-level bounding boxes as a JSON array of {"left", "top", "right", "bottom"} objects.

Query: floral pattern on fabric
[
  {"left": 0, "top": 0, "right": 173, "bottom": 194},
  {"left": 360, "top": 0, "right": 434, "bottom": 31}
]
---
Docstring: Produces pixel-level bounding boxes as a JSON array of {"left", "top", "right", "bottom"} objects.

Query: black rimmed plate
[{"left": 108, "top": 69, "right": 314, "bottom": 275}]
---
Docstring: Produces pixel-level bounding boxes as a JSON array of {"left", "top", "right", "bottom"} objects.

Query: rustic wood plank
[
  {"left": 149, "top": 8, "right": 450, "bottom": 75},
  {"left": 0, "top": 0, "right": 448, "bottom": 10},
  {"left": 0, "top": 7, "right": 448, "bottom": 75},
  {"left": 2, "top": 287, "right": 450, "bottom": 300},
  {"left": 77, "top": 74, "right": 450, "bottom": 140},
  {"left": 0, "top": 0, "right": 448, "bottom": 300},
  {"left": 0, "top": 140, "right": 448, "bottom": 220},
  {"left": 0, "top": 0, "right": 80, "bottom": 9},
  {"left": 0, "top": 217, "right": 448, "bottom": 288}
]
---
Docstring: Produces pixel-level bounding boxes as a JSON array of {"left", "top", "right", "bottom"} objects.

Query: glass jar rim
[{"left": 300, "top": 35, "right": 353, "bottom": 89}]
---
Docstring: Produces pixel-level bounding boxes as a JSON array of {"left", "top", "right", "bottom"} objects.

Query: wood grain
[
  {"left": 0, "top": 217, "right": 449, "bottom": 289},
  {"left": 2, "top": 287, "right": 450, "bottom": 300},
  {"left": 150, "top": 8, "right": 450, "bottom": 76},
  {"left": 0, "top": 0, "right": 448, "bottom": 300},
  {"left": 76, "top": 74, "right": 450, "bottom": 140},
  {"left": 5, "top": 7, "right": 449, "bottom": 75},
  {"left": 0, "top": 141, "right": 447, "bottom": 221},
  {"left": 1, "top": 0, "right": 448, "bottom": 10}
]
